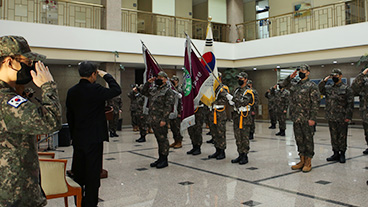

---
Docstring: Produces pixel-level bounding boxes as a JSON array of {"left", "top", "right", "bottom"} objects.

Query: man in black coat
[{"left": 66, "top": 61, "right": 121, "bottom": 207}]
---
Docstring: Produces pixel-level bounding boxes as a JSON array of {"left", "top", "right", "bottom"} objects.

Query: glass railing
[
  {"left": 121, "top": 8, "right": 230, "bottom": 42},
  {"left": 236, "top": 0, "right": 366, "bottom": 41},
  {"left": 0, "top": 0, "right": 103, "bottom": 29}
]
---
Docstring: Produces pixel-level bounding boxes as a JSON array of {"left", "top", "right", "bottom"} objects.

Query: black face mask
[
  {"left": 155, "top": 78, "right": 163, "bottom": 86},
  {"left": 332, "top": 77, "right": 339, "bottom": 83},
  {"left": 299, "top": 72, "right": 306, "bottom": 80},
  {"left": 238, "top": 80, "right": 244, "bottom": 86},
  {"left": 16, "top": 62, "right": 35, "bottom": 85}
]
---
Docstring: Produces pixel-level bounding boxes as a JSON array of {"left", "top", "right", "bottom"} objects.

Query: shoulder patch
[{"left": 8, "top": 95, "right": 27, "bottom": 108}]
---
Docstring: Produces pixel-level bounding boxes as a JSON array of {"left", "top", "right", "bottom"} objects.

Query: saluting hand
[
  {"left": 324, "top": 76, "right": 330, "bottom": 82},
  {"left": 363, "top": 68, "right": 368, "bottom": 75},
  {"left": 290, "top": 70, "right": 298, "bottom": 78},
  {"left": 31, "top": 61, "right": 54, "bottom": 87},
  {"left": 148, "top": 77, "right": 156, "bottom": 83},
  {"left": 97, "top": 69, "right": 107, "bottom": 77}
]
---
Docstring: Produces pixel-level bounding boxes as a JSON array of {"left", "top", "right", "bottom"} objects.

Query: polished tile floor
[{"left": 46, "top": 121, "right": 368, "bottom": 207}]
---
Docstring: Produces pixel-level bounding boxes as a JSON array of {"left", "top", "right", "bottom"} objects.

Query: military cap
[
  {"left": 171, "top": 75, "right": 179, "bottom": 81},
  {"left": 237, "top": 72, "right": 248, "bottom": 79},
  {"left": 299, "top": 64, "right": 310, "bottom": 72},
  {"left": 157, "top": 71, "right": 168, "bottom": 78},
  {"left": 0, "top": 36, "right": 46, "bottom": 61},
  {"left": 330, "top": 68, "right": 342, "bottom": 76},
  {"left": 247, "top": 80, "right": 252, "bottom": 84}
]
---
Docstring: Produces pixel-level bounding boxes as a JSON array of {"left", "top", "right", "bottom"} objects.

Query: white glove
[
  {"left": 229, "top": 100, "right": 235, "bottom": 106},
  {"left": 177, "top": 93, "right": 182, "bottom": 99},
  {"left": 226, "top": 93, "right": 233, "bottom": 101}
]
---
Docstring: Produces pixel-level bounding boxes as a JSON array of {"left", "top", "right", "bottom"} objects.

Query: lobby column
[
  {"left": 227, "top": 0, "right": 244, "bottom": 43},
  {"left": 101, "top": 0, "right": 122, "bottom": 31}
]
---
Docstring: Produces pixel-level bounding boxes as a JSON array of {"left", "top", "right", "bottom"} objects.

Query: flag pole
[{"left": 141, "top": 40, "right": 165, "bottom": 72}]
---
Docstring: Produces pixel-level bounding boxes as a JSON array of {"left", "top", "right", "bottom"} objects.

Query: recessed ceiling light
[
  {"left": 333, "top": 60, "right": 337, "bottom": 64},
  {"left": 321, "top": 65, "right": 324, "bottom": 67},
  {"left": 276, "top": 65, "right": 280, "bottom": 68},
  {"left": 253, "top": 67, "right": 257, "bottom": 70},
  {"left": 351, "top": 62, "right": 355, "bottom": 65}
]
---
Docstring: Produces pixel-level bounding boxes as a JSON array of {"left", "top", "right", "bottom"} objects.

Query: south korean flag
[{"left": 8, "top": 95, "right": 27, "bottom": 108}]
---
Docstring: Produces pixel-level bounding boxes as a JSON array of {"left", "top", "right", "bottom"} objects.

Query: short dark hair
[{"left": 78, "top": 61, "right": 97, "bottom": 77}]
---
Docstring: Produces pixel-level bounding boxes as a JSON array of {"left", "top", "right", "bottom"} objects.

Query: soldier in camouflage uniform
[
  {"left": 187, "top": 105, "right": 205, "bottom": 155},
  {"left": 280, "top": 64, "right": 320, "bottom": 173},
  {"left": 135, "top": 84, "right": 149, "bottom": 142},
  {"left": 141, "top": 71, "right": 175, "bottom": 168},
  {"left": 107, "top": 95, "right": 123, "bottom": 137},
  {"left": 351, "top": 68, "right": 368, "bottom": 155},
  {"left": 128, "top": 85, "right": 140, "bottom": 131},
  {"left": 169, "top": 75, "right": 184, "bottom": 149},
  {"left": 319, "top": 68, "right": 353, "bottom": 163},
  {"left": 229, "top": 72, "right": 255, "bottom": 165},
  {"left": 208, "top": 73, "right": 229, "bottom": 160},
  {"left": 271, "top": 82, "right": 290, "bottom": 136},
  {"left": 265, "top": 86, "right": 277, "bottom": 129},
  {"left": 0, "top": 36, "right": 62, "bottom": 207},
  {"left": 247, "top": 80, "right": 259, "bottom": 140}
]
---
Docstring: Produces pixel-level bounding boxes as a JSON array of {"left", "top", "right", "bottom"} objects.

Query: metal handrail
[{"left": 58, "top": 0, "right": 104, "bottom": 8}]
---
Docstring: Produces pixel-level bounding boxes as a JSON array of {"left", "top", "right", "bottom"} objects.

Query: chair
[
  {"left": 39, "top": 158, "right": 82, "bottom": 207},
  {"left": 38, "top": 152, "right": 55, "bottom": 159}
]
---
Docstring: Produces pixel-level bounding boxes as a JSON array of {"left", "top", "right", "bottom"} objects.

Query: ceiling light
[
  {"left": 276, "top": 65, "right": 280, "bottom": 68},
  {"left": 333, "top": 60, "right": 337, "bottom": 64},
  {"left": 351, "top": 62, "right": 355, "bottom": 65},
  {"left": 253, "top": 67, "right": 257, "bottom": 70},
  {"left": 321, "top": 65, "right": 324, "bottom": 68}
]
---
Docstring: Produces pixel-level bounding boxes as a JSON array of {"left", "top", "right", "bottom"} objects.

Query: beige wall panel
[
  {"left": 175, "top": 0, "right": 192, "bottom": 18},
  {"left": 122, "top": 0, "right": 137, "bottom": 9},
  {"left": 244, "top": 0, "right": 255, "bottom": 22},
  {"left": 193, "top": 2, "right": 208, "bottom": 21},
  {"left": 138, "top": 0, "right": 152, "bottom": 12}
]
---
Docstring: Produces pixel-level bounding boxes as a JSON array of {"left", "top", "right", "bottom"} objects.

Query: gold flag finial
[{"left": 208, "top": 16, "right": 212, "bottom": 21}]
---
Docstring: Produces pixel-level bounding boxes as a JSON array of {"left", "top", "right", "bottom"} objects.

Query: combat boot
[
  {"left": 208, "top": 148, "right": 220, "bottom": 159},
  {"left": 136, "top": 136, "right": 146, "bottom": 143},
  {"left": 109, "top": 131, "right": 114, "bottom": 137},
  {"left": 216, "top": 149, "right": 226, "bottom": 160},
  {"left": 173, "top": 141, "right": 182, "bottom": 149},
  {"left": 249, "top": 133, "right": 254, "bottom": 140},
  {"left": 231, "top": 153, "right": 244, "bottom": 163},
  {"left": 280, "top": 130, "right": 285, "bottom": 136},
  {"left": 269, "top": 124, "right": 276, "bottom": 129},
  {"left": 112, "top": 131, "right": 119, "bottom": 137},
  {"left": 291, "top": 155, "right": 305, "bottom": 170},
  {"left": 363, "top": 148, "right": 368, "bottom": 155},
  {"left": 302, "top": 157, "right": 312, "bottom": 173},
  {"left": 326, "top": 151, "right": 339, "bottom": 162},
  {"left": 275, "top": 131, "right": 282, "bottom": 136},
  {"left": 206, "top": 138, "right": 214, "bottom": 144},
  {"left": 156, "top": 155, "right": 168, "bottom": 169},
  {"left": 169, "top": 141, "right": 177, "bottom": 148},
  {"left": 191, "top": 145, "right": 201, "bottom": 155},
  {"left": 239, "top": 153, "right": 248, "bottom": 165},
  {"left": 150, "top": 155, "right": 161, "bottom": 167},
  {"left": 339, "top": 151, "right": 346, "bottom": 163}
]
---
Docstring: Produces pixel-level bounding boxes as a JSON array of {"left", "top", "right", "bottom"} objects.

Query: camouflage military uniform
[
  {"left": 209, "top": 85, "right": 229, "bottom": 150},
  {"left": 232, "top": 86, "right": 254, "bottom": 154},
  {"left": 141, "top": 81, "right": 174, "bottom": 157},
  {"left": 136, "top": 92, "right": 148, "bottom": 139},
  {"left": 188, "top": 105, "right": 205, "bottom": 147},
  {"left": 107, "top": 96, "right": 123, "bottom": 135},
  {"left": 281, "top": 76, "right": 320, "bottom": 158},
  {"left": 272, "top": 88, "right": 290, "bottom": 131},
  {"left": 128, "top": 89, "right": 140, "bottom": 129},
  {"left": 319, "top": 80, "right": 353, "bottom": 153},
  {"left": 169, "top": 85, "right": 183, "bottom": 144},
  {"left": 249, "top": 88, "right": 259, "bottom": 136},
  {"left": 0, "top": 81, "right": 62, "bottom": 207},
  {"left": 265, "top": 87, "right": 277, "bottom": 127},
  {"left": 352, "top": 72, "right": 368, "bottom": 148}
]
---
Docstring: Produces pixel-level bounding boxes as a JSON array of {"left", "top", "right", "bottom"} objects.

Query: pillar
[{"left": 227, "top": 0, "right": 244, "bottom": 43}]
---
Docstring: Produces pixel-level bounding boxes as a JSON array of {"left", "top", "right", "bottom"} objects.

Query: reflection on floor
[{"left": 46, "top": 122, "right": 368, "bottom": 207}]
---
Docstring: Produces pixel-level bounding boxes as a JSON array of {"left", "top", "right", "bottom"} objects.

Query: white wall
[
  {"left": 152, "top": 0, "right": 175, "bottom": 16},
  {"left": 208, "top": 0, "right": 227, "bottom": 23}
]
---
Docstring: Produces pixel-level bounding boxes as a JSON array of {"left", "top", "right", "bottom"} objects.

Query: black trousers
[{"left": 72, "top": 143, "right": 103, "bottom": 207}]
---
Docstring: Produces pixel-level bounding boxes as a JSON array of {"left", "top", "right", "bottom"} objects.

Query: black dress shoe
[
  {"left": 136, "top": 137, "right": 146, "bottom": 143},
  {"left": 206, "top": 139, "right": 214, "bottom": 144}
]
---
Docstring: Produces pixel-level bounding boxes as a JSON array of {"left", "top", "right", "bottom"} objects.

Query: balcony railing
[
  {"left": 0, "top": 0, "right": 230, "bottom": 42},
  {"left": 0, "top": 0, "right": 103, "bottom": 29},
  {"left": 236, "top": 0, "right": 367, "bottom": 41},
  {"left": 121, "top": 8, "right": 230, "bottom": 42}
]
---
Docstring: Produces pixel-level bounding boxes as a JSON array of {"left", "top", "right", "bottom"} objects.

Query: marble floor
[{"left": 46, "top": 121, "right": 368, "bottom": 207}]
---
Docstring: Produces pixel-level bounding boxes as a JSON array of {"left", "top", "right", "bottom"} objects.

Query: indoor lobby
[{"left": 46, "top": 121, "right": 368, "bottom": 207}]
